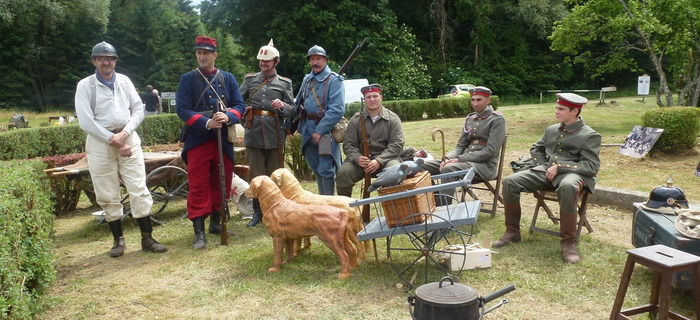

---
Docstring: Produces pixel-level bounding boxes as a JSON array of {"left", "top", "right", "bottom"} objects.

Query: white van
[{"left": 343, "top": 79, "right": 369, "bottom": 104}]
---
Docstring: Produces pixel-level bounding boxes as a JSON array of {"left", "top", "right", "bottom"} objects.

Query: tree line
[{"left": 1, "top": 0, "right": 697, "bottom": 112}]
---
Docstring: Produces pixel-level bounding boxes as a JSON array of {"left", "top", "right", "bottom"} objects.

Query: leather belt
[
  {"left": 252, "top": 110, "right": 277, "bottom": 117},
  {"left": 304, "top": 113, "right": 319, "bottom": 121},
  {"left": 108, "top": 127, "right": 124, "bottom": 134},
  {"left": 469, "top": 139, "right": 487, "bottom": 146}
]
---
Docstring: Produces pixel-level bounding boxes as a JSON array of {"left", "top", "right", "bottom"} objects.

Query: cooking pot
[{"left": 408, "top": 277, "right": 515, "bottom": 320}]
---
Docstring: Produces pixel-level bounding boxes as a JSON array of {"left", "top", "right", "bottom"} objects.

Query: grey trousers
[
  {"left": 421, "top": 159, "right": 474, "bottom": 197},
  {"left": 336, "top": 158, "right": 401, "bottom": 197},
  {"left": 502, "top": 169, "right": 586, "bottom": 213}
]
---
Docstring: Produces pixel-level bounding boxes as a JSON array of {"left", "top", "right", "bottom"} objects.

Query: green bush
[
  {"left": 0, "top": 114, "right": 183, "bottom": 161},
  {"left": 641, "top": 107, "right": 700, "bottom": 153},
  {"left": 0, "top": 160, "right": 56, "bottom": 319},
  {"left": 41, "top": 153, "right": 86, "bottom": 214},
  {"left": 284, "top": 134, "right": 313, "bottom": 180},
  {"left": 345, "top": 96, "right": 498, "bottom": 121}
]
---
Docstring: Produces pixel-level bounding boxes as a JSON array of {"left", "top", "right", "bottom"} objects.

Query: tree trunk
[
  {"left": 619, "top": 0, "right": 674, "bottom": 106},
  {"left": 430, "top": 0, "right": 449, "bottom": 66}
]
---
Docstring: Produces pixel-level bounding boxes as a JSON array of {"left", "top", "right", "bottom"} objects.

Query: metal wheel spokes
[
  {"left": 146, "top": 166, "right": 189, "bottom": 223},
  {"left": 388, "top": 213, "right": 468, "bottom": 289}
]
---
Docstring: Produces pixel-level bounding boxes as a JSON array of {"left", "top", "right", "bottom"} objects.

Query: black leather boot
[
  {"left": 192, "top": 216, "right": 206, "bottom": 250},
  {"left": 136, "top": 217, "right": 167, "bottom": 253},
  {"left": 107, "top": 220, "right": 125, "bottom": 258},
  {"left": 209, "top": 210, "right": 234, "bottom": 235},
  {"left": 247, "top": 199, "right": 263, "bottom": 227}
]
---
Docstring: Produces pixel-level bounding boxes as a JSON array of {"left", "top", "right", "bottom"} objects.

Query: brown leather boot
[
  {"left": 141, "top": 232, "right": 167, "bottom": 253},
  {"left": 110, "top": 236, "right": 126, "bottom": 258},
  {"left": 560, "top": 212, "right": 581, "bottom": 263},
  {"left": 492, "top": 203, "right": 522, "bottom": 248},
  {"left": 135, "top": 217, "right": 167, "bottom": 253}
]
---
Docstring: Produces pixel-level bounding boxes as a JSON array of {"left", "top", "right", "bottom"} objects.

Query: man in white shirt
[{"left": 74, "top": 41, "right": 167, "bottom": 258}]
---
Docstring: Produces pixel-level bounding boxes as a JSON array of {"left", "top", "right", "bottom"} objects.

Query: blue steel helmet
[
  {"left": 91, "top": 41, "right": 118, "bottom": 58},
  {"left": 306, "top": 45, "right": 327, "bottom": 60}
]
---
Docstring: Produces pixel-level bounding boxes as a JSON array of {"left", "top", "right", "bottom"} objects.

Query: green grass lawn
[{"left": 31, "top": 96, "right": 700, "bottom": 319}]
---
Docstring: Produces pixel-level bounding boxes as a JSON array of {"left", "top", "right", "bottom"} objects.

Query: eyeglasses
[{"left": 94, "top": 56, "right": 117, "bottom": 62}]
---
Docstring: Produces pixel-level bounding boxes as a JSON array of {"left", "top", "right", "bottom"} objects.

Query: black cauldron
[{"left": 408, "top": 277, "right": 515, "bottom": 320}]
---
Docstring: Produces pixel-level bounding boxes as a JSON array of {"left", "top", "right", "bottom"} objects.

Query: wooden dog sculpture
[
  {"left": 244, "top": 175, "right": 356, "bottom": 279},
  {"left": 270, "top": 168, "right": 367, "bottom": 261}
]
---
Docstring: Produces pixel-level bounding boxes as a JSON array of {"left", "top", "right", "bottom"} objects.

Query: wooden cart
[{"left": 349, "top": 168, "right": 481, "bottom": 289}]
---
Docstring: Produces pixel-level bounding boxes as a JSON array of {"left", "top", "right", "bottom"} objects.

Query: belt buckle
[{"left": 261, "top": 110, "right": 270, "bottom": 116}]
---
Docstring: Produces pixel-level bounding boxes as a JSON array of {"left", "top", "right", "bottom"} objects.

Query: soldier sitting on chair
[
  {"left": 493, "top": 93, "right": 601, "bottom": 264},
  {"left": 336, "top": 84, "right": 404, "bottom": 197},
  {"left": 421, "top": 86, "right": 506, "bottom": 201}
]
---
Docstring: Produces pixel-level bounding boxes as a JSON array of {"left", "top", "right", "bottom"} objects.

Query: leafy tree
[
  {"left": 202, "top": 0, "right": 431, "bottom": 100},
  {"left": 550, "top": 0, "right": 700, "bottom": 107},
  {"left": 104, "top": 0, "right": 206, "bottom": 94},
  {"left": 0, "top": 0, "right": 109, "bottom": 110}
]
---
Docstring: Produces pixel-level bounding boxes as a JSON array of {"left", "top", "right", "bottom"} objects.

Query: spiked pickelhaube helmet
[
  {"left": 257, "top": 39, "right": 279, "bottom": 60},
  {"left": 645, "top": 177, "right": 689, "bottom": 209}
]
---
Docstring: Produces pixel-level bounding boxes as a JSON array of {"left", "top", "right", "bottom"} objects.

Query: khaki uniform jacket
[
  {"left": 530, "top": 117, "right": 601, "bottom": 192},
  {"left": 240, "top": 71, "right": 295, "bottom": 149},
  {"left": 444, "top": 106, "right": 506, "bottom": 180},
  {"left": 343, "top": 107, "right": 405, "bottom": 166}
]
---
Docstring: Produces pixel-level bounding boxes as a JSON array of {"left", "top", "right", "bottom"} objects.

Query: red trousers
[{"left": 186, "top": 140, "right": 233, "bottom": 219}]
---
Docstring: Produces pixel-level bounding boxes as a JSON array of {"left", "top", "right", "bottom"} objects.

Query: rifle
[
  {"left": 276, "top": 116, "right": 284, "bottom": 168},
  {"left": 289, "top": 38, "right": 368, "bottom": 135},
  {"left": 338, "top": 38, "right": 367, "bottom": 75},
  {"left": 359, "top": 97, "right": 371, "bottom": 223},
  {"left": 196, "top": 69, "right": 231, "bottom": 245},
  {"left": 215, "top": 100, "right": 230, "bottom": 246}
]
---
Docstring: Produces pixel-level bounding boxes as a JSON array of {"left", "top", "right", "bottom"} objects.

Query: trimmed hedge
[
  {"left": 0, "top": 99, "right": 496, "bottom": 161},
  {"left": 641, "top": 107, "right": 700, "bottom": 153},
  {"left": 41, "top": 153, "right": 87, "bottom": 214},
  {"left": 0, "top": 114, "right": 183, "bottom": 161},
  {"left": 0, "top": 160, "right": 56, "bottom": 319},
  {"left": 346, "top": 96, "right": 499, "bottom": 121}
]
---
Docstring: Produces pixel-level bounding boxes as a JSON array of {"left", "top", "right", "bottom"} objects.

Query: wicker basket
[{"left": 378, "top": 171, "right": 436, "bottom": 227}]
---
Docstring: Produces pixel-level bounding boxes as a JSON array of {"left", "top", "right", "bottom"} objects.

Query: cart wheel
[
  {"left": 388, "top": 213, "right": 472, "bottom": 289},
  {"left": 145, "top": 165, "right": 189, "bottom": 224}
]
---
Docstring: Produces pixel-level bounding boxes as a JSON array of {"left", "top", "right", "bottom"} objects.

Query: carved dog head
[
  {"left": 270, "top": 168, "right": 301, "bottom": 191},
  {"left": 244, "top": 175, "right": 272, "bottom": 199}
]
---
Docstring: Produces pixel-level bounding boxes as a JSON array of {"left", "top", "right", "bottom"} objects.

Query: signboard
[
  {"left": 637, "top": 74, "right": 650, "bottom": 95},
  {"left": 618, "top": 125, "right": 663, "bottom": 159},
  {"left": 161, "top": 92, "right": 176, "bottom": 100}
]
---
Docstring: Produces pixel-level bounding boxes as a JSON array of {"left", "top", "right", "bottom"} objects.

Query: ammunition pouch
[{"left": 243, "top": 106, "right": 254, "bottom": 129}]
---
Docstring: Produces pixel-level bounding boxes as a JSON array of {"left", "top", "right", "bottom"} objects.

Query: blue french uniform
[
  {"left": 295, "top": 65, "right": 345, "bottom": 180},
  {"left": 176, "top": 68, "right": 245, "bottom": 220},
  {"left": 176, "top": 69, "right": 245, "bottom": 164}
]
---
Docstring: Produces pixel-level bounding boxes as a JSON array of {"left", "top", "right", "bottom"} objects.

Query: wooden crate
[{"left": 378, "top": 171, "right": 435, "bottom": 227}]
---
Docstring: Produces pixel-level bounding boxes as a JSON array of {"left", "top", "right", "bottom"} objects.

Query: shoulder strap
[
  {"left": 216, "top": 71, "right": 228, "bottom": 106},
  {"left": 192, "top": 69, "right": 209, "bottom": 108},
  {"left": 89, "top": 75, "right": 96, "bottom": 113},
  {"left": 312, "top": 76, "right": 333, "bottom": 111},
  {"left": 246, "top": 80, "right": 267, "bottom": 106}
]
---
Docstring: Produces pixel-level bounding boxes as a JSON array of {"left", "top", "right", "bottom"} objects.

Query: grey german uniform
[
  {"left": 502, "top": 117, "right": 601, "bottom": 213},
  {"left": 422, "top": 105, "right": 506, "bottom": 181},
  {"left": 240, "top": 71, "right": 295, "bottom": 179},
  {"left": 336, "top": 106, "right": 405, "bottom": 197}
]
